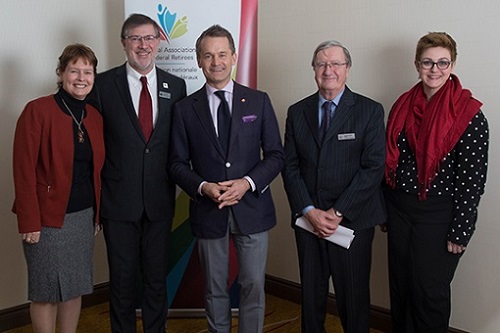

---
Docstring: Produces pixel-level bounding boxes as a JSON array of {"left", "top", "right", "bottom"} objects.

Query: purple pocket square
[{"left": 242, "top": 114, "right": 257, "bottom": 123}]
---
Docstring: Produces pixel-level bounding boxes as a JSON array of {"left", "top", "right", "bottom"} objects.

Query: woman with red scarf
[{"left": 384, "top": 32, "right": 489, "bottom": 332}]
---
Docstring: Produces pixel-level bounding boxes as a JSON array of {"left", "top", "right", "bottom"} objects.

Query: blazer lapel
[
  {"left": 192, "top": 87, "right": 226, "bottom": 157},
  {"left": 229, "top": 83, "right": 249, "bottom": 153},
  {"left": 155, "top": 68, "right": 173, "bottom": 139},
  {"left": 304, "top": 93, "right": 322, "bottom": 146},
  {"left": 323, "top": 87, "right": 355, "bottom": 144},
  {"left": 114, "top": 65, "right": 147, "bottom": 142}
]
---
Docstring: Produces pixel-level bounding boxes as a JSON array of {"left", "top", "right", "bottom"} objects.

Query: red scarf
[{"left": 385, "top": 74, "right": 482, "bottom": 200}]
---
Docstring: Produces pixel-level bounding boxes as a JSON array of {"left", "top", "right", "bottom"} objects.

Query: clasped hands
[
  {"left": 202, "top": 178, "right": 251, "bottom": 209},
  {"left": 304, "top": 208, "right": 343, "bottom": 238}
]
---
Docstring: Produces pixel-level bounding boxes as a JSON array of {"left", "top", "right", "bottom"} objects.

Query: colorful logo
[{"left": 157, "top": 4, "right": 188, "bottom": 43}]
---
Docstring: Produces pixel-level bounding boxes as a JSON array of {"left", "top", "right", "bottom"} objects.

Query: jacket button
[
  {"left": 225, "top": 162, "right": 231, "bottom": 168},
  {"left": 145, "top": 148, "right": 150, "bottom": 154}
]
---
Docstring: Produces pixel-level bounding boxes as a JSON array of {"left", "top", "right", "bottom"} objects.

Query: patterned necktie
[
  {"left": 319, "top": 100, "right": 333, "bottom": 142},
  {"left": 215, "top": 90, "right": 231, "bottom": 155},
  {"left": 139, "top": 76, "right": 153, "bottom": 141}
]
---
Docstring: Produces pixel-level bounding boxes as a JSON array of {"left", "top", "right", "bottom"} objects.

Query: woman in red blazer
[{"left": 12, "top": 44, "right": 105, "bottom": 333}]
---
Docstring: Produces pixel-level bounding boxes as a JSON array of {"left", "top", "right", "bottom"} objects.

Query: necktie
[
  {"left": 319, "top": 100, "right": 333, "bottom": 142},
  {"left": 215, "top": 90, "right": 231, "bottom": 155},
  {"left": 139, "top": 76, "right": 153, "bottom": 141}
]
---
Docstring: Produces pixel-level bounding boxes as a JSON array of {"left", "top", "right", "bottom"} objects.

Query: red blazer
[{"left": 12, "top": 95, "right": 105, "bottom": 233}]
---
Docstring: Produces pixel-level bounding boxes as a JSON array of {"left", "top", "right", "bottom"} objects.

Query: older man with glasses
[{"left": 282, "top": 40, "right": 386, "bottom": 333}]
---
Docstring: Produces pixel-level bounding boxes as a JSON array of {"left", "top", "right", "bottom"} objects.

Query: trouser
[
  {"left": 198, "top": 213, "right": 268, "bottom": 333},
  {"left": 295, "top": 226, "right": 374, "bottom": 333},
  {"left": 103, "top": 215, "right": 170, "bottom": 333},
  {"left": 385, "top": 189, "right": 462, "bottom": 333}
]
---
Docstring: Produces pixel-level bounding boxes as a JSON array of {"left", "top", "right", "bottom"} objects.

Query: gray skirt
[{"left": 23, "top": 207, "right": 95, "bottom": 302}]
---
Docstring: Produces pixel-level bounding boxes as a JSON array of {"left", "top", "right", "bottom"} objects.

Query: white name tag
[
  {"left": 338, "top": 133, "right": 355, "bottom": 140},
  {"left": 159, "top": 91, "right": 171, "bottom": 99}
]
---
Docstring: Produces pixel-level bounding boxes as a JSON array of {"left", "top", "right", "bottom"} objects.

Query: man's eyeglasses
[
  {"left": 124, "top": 35, "right": 158, "bottom": 44},
  {"left": 314, "top": 62, "right": 348, "bottom": 70},
  {"left": 418, "top": 59, "right": 453, "bottom": 70}
]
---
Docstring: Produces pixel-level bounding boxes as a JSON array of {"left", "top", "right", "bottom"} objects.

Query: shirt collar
[
  {"left": 126, "top": 63, "right": 156, "bottom": 86},
  {"left": 319, "top": 88, "right": 345, "bottom": 106},
  {"left": 206, "top": 80, "right": 234, "bottom": 96}
]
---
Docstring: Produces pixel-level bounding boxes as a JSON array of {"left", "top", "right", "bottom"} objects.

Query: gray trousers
[{"left": 198, "top": 213, "right": 268, "bottom": 333}]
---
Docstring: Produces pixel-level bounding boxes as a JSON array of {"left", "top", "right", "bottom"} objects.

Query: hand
[
  {"left": 22, "top": 231, "right": 41, "bottom": 244},
  {"left": 201, "top": 182, "right": 231, "bottom": 204},
  {"left": 94, "top": 224, "right": 102, "bottom": 236},
  {"left": 304, "top": 208, "right": 341, "bottom": 238},
  {"left": 217, "top": 178, "right": 251, "bottom": 209},
  {"left": 447, "top": 241, "right": 466, "bottom": 254}
]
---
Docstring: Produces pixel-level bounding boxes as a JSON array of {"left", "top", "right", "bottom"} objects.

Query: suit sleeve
[
  {"left": 245, "top": 93, "right": 285, "bottom": 194},
  {"left": 168, "top": 103, "right": 205, "bottom": 199},
  {"left": 282, "top": 105, "right": 314, "bottom": 216}
]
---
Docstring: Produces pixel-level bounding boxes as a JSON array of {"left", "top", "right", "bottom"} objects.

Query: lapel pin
[
  {"left": 241, "top": 98, "right": 246, "bottom": 102},
  {"left": 163, "top": 82, "right": 169, "bottom": 89}
]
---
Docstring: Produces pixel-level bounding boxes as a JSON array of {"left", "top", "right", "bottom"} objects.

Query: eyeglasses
[
  {"left": 124, "top": 35, "right": 158, "bottom": 44},
  {"left": 418, "top": 59, "right": 453, "bottom": 70},
  {"left": 314, "top": 62, "right": 348, "bottom": 70}
]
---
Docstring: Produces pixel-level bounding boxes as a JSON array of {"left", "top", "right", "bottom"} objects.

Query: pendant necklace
[{"left": 61, "top": 98, "right": 85, "bottom": 143}]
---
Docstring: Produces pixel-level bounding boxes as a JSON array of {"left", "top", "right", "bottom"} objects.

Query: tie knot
[
  {"left": 140, "top": 76, "right": 148, "bottom": 87},
  {"left": 323, "top": 100, "right": 334, "bottom": 111},
  {"left": 214, "top": 90, "right": 226, "bottom": 101}
]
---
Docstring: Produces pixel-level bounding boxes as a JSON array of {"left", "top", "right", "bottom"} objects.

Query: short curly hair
[{"left": 415, "top": 32, "right": 457, "bottom": 62}]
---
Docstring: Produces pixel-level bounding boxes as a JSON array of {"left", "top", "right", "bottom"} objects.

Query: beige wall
[{"left": 1, "top": 1, "right": 500, "bottom": 332}]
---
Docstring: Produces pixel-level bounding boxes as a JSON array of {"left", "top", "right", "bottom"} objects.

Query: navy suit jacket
[
  {"left": 168, "top": 82, "right": 284, "bottom": 238},
  {"left": 282, "top": 87, "right": 386, "bottom": 230},
  {"left": 94, "top": 64, "right": 187, "bottom": 222}
]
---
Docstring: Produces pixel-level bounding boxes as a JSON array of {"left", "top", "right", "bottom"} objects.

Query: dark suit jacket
[
  {"left": 282, "top": 87, "right": 386, "bottom": 230},
  {"left": 94, "top": 64, "right": 186, "bottom": 222},
  {"left": 168, "top": 82, "right": 284, "bottom": 238}
]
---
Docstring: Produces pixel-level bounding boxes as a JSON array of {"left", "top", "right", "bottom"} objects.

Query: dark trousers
[
  {"left": 385, "top": 189, "right": 462, "bottom": 333},
  {"left": 295, "top": 226, "right": 374, "bottom": 333},
  {"left": 103, "top": 215, "right": 171, "bottom": 333}
]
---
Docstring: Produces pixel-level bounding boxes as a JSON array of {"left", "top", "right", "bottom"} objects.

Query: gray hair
[
  {"left": 121, "top": 13, "right": 160, "bottom": 39},
  {"left": 311, "top": 40, "right": 352, "bottom": 68}
]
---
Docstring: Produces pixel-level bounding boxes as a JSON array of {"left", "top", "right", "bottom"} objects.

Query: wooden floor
[{"left": 4, "top": 294, "right": 384, "bottom": 332}]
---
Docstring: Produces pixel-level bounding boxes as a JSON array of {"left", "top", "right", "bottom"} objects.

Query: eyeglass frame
[
  {"left": 314, "top": 62, "right": 348, "bottom": 70},
  {"left": 418, "top": 59, "right": 453, "bottom": 70},
  {"left": 123, "top": 35, "right": 159, "bottom": 44}
]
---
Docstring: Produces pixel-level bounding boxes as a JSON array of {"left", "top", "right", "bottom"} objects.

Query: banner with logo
[
  {"left": 125, "top": 0, "right": 257, "bottom": 93},
  {"left": 124, "top": 0, "right": 258, "bottom": 313}
]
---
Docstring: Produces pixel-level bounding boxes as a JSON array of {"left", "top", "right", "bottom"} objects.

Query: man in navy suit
[
  {"left": 168, "top": 25, "right": 284, "bottom": 333},
  {"left": 94, "top": 14, "right": 186, "bottom": 333},
  {"left": 282, "top": 40, "right": 386, "bottom": 333}
]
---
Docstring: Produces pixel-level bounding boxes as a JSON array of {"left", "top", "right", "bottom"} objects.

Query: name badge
[
  {"left": 159, "top": 91, "right": 171, "bottom": 99},
  {"left": 338, "top": 133, "right": 355, "bottom": 140}
]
